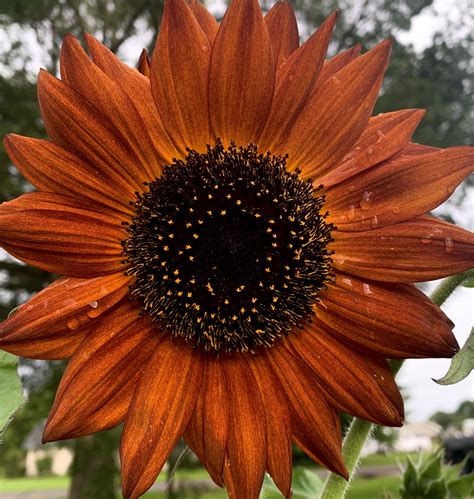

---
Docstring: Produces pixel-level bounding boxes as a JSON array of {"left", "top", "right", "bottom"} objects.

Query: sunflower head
[{"left": 0, "top": 0, "right": 473, "bottom": 498}]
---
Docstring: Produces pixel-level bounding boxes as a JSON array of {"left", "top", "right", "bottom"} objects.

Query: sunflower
[{"left": 1, "top": 0, "right": 473, "bottom": 497}]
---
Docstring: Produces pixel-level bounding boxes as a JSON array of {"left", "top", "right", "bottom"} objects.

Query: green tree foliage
[{"left": 430, "top": 401, "right": 474, "bottom": 430}]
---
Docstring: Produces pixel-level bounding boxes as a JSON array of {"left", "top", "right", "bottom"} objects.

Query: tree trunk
[{"left": 68, "top": 429, "right": 120, "bottom": 499}]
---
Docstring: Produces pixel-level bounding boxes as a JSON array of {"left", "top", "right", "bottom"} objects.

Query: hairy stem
[{"left": 319, "top": 273, "right": 466, "bottom": 498}]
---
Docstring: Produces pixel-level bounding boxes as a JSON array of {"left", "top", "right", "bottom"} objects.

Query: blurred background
[{"left": 0, "top": 0, "right": 472, "bottom": 497}]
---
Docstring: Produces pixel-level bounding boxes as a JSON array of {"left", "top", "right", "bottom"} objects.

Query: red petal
[
  {"left": 265, "top": 346, "right": 347, "bottom": 477},
  {"left": 321, "top": 109, "right": 425, "bottom": 187},
  {"left": 209, "top": 0, "right": 275, "bottom": 146},
  {"left": 43, "top": 303, "right": 160, "bottom": 441},
  {"left": 60, "top": 35, "right": 161, "bottom": 179},
  {"left": 151, "top": 0, "right": 212, "bottom": 151},
  {"left": 189, "top": 0, "right": 219, "bottom": 44},
  {"left": 331, "top": 216, "right": 474, "bottom": 282},
  {"left": 0, "top": 192, "right": 124, "bottom": 277},
  {"left": 247, "top": 354, "right": 292, "bottom": 497},
  {"left": 287, "top": 325, "right": 404, "bottom": 426},
  {"left": 0, "top": 273, "right": 129, "bottom": 360},
  {"left": 284, "top": 40, "right": 391, "bottom": 178},
  {"left": 85, "top": 34, "right": 180, "bottom": 164},
  {"left": 313, "top": 44, "right": 361, "bottom": 91},
  {"left": 259, "top": 13, "right": 337, "bottom": 154},
  {"left": 137, "top": 49, "right": 150, "bottom": 76},
  {"left": 316, "top": 273, "right": 458, "bottom": 358},
  {"left": 264, "top": 1, "right": 299, "bottom": 67},
  {"left": 222, "top": 354, "right": 267, "bottom": 498},
  {"left": 184, "top": 357, "right": 227, "bottom": 487},
  {"left": 37, "top": 70, "right": 151, "bottom": 196},
  {"left": 326, "top": 146, "right": 474, "bottom": 231},
  {"left": 120, "top": 337, "right": 202, "bottom": 499},
  {"left": 4, "top": 134, "right": 134, "bottom": 217}
]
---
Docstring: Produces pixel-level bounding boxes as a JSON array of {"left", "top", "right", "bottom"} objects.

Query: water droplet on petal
[
  {"left": 420, "top": 237, "right": 433, "bottom": 244},
  {"left": 89, "top": 301, "right": 98, "bottom": 309},
  {"left": 444, "top": 237, "right": 454, "bottom": 253},
  {"left": 370, "top": 215, "right": 379, "bottom": 227},
  {"left": 26, "top": 305, "right": 34, "bottom": 312},
  {"left": 347, "top": 204, "right": 356, "bottom": 221},
  {"left": 67, "top": 318, "right": 80, "bottom": 330},
  {"left": 375, "top": 130, "right": 385, "bottom": 143},
  {"left": 359, "top": 191, "right": 373, "bottom": 210},
  {"left": 392, "top": 205, "right": 400, "bottom": 214},
  {"left": 363, "top": 283, "right": 373, "bottom": 295}
]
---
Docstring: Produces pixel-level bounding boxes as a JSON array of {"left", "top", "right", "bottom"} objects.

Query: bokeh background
[{"left": 0, "top": 0, "right": 472, "bottom": 497}]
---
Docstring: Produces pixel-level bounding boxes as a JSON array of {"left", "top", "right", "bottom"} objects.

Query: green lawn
[
  {"left": 0, "top": 475, "right": 70, "bottom": 492},
  {"left": 348, "top": 475, "right": 400, "bottom": 498}
]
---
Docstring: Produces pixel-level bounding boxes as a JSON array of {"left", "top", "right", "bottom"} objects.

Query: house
[
  {"left": 22, "top": 419, "right": 73, "bottom": 477},
  {"left": 394, "top": 421, "right": 443, "bottom": 452}
]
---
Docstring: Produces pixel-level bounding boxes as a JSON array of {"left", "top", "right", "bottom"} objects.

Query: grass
[
  {"left": 348, "top": 475, "right": 400, "bottom": 498},
  {"left": 0, "top": 475, "right": 70, "bottom": 492}
]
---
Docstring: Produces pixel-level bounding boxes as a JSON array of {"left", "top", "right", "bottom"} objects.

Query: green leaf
[
  {"left": 434, "top": 327, "right": 474, "bottom": 385},
  {"left": 260, "top": 468, "right": 323, "bottom": 498},
  {"left": 448, "top": 473, "right": 474, "bottom": 498},
  {"left": 419, "top": 449, "right": 442, "bottom": 483},
  {"left": 425, "top": 477, "right": 448, "bottom": 498},
  {"left": 0, "top": 351, "right": 25, "bottom": 433}
]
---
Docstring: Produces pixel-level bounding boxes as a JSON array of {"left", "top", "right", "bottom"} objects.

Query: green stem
[{"left": 319, "top": 273, "right": 466, "bottom": 499}]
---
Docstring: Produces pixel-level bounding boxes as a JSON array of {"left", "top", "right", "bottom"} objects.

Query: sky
[{"left": 1, "top": 0, "right": 473, "bottom": 423}]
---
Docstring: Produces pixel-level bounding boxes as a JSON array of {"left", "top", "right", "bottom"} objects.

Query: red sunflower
[{"left": 1, "top": 0, "right": 473, "bottom": 497}]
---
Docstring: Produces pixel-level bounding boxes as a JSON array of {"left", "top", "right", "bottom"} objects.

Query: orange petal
[
  {"left": 189, "top": 0, "right": 219, "bottom": 44},
  {"left": 326, "top": 146, "right": 474, "bottom": 231},
  {"left": 151, "top": 0, "right": 212, "bottom": 152},
  {"left": 0, "top": 273, "right": 129, "bottom": 360},
  {"left": 287, "top": 325, "right": 404, "bottom": 427},
  {"left": 313, "top": 44, "right": 361, "bottom": 91},
  {"left": 37, "top": 70, "right": 150, "bottom": 195},
  {"left": 209, "top": 0, "right": 275, "bottom": 146},
  {"left": 258, "top": 12, "right": 337, "bottom": 153},
  {"left": 120, "top": 336, "right": 202, "bottom": 499},
  {"left": 137, "top": 48, "right": 150, "bottom": 76},
  {"left": 85, "top": 34, "right": 179, "bottom": 164},
  {"left": 4, "top": 134, "right": 133, "bottom": 217},
  {"left": 0, "top": 192, "right": 125, "bottom": 277},
  {"left": 321, "top": 109, "right": 425, "bottom": 187},
  {"left": 184, "top": 357, "right": 227, "bottom": 487},
  {"left": 60, "top": 35, "right": 161, "bottom": 179},
  {"left": 265, "top": 346, "right": 347, "bottom": 478},
  {"left": 316, "top": 273, "right": 458, "bottom": 358},
  {"left": 264, "top": 1, "right": 299, "bottom": 67},
  {"left": 247, "top": 354, "right": 292, "bottom": 497},
  {"left": 43, "top": 302, "right": 160, "bottom": 441},
  {"left": 284, "top": 40, "right": 391, "bottom": 177},
  {"left": 331, "top": 216, "right": 474, "bottom": 282},
  {"left": 222, "top": 355, "right": 267, "bottom": 499}
]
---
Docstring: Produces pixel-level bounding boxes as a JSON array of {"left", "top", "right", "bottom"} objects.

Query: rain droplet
[
  {"left": 89, "top": 301, "right": 98, "bottom": 309},
  {"left": 26, "top": 305, "right": 34, "bottom": 312},
  {"left": 359, "top": 191, "right": 373, "bottom": 210},
  {"left": 363, "top": 283, "right": 373, "bottom": 295},
  {"left": 371, "top": 215, "right": 379, "bottom": 227},
  {"left": 342, "top": 278, "right": 353, "bottom": 287},
  {"left": 67, "top": 318, "right": 80, "bottom": 330},
  {"left": 420, "top": 237, "right": 433, "bottom": 244},
  {"left": 444, "top": 237, "right": 454, "bottom": 253},
  {"left": 392, "top": 205, "right": 401, "bottom": 214},
  {"left": 375, "top": 130, "right": 385, "bottom": 143},
  {"left": 347, "top": 204, "right": 356, "bottom": 221}
]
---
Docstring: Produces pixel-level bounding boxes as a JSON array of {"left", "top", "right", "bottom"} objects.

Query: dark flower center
[{"left": 122, "top": 141, "right": 333, "bottom": 353}]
